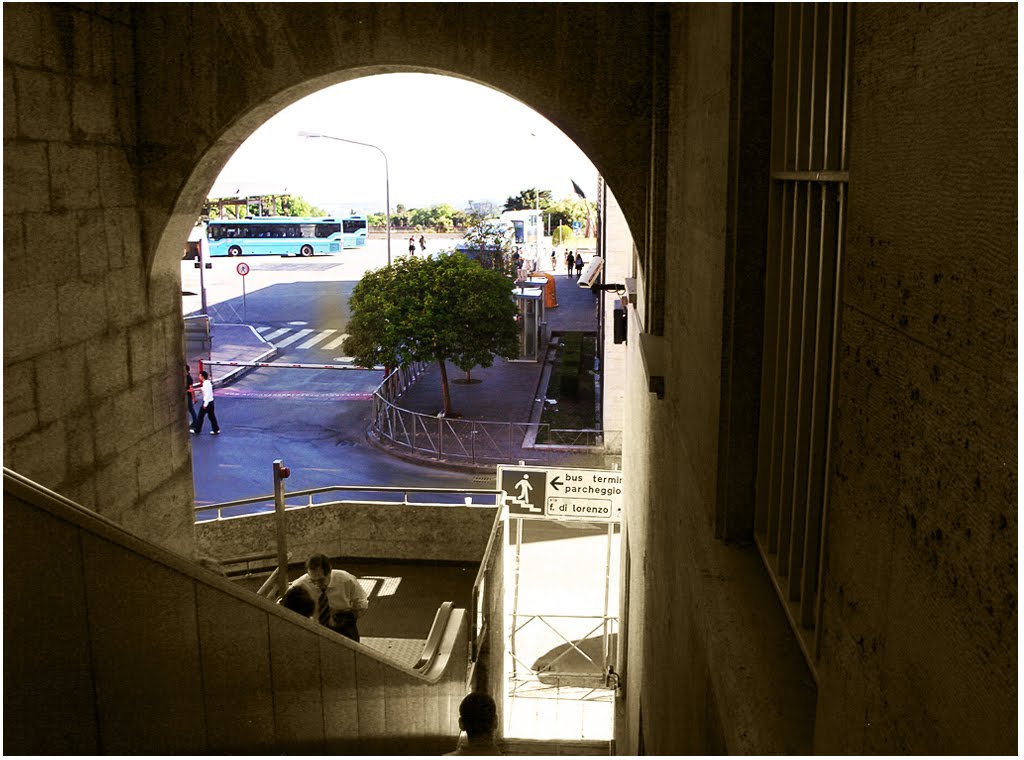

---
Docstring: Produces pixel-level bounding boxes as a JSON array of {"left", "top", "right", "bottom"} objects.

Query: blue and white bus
[{"left": 205, "top": 215, "right": 368, "bottom": 256}]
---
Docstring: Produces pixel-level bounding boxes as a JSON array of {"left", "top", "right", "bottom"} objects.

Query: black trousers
[
  {"left": 329, "top": 612, "right": 360, "bottom": 642},
  {"left": 194, "top": 401, "right": 220, "bottom": 433}
]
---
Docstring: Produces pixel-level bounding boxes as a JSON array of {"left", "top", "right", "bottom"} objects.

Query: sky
[{"left": 209, "top": 73, "right": 600, "bottom": 217}]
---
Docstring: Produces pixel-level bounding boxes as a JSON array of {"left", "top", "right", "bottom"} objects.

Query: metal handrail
[
  {"left": 195, "top": 484, "right": 504, "bottom": 520},
  {"left": 469, "top": 506, "right": 506, "bottom": 670},
  {"left": 413, "top": 601, "right": 454, "bottom": 671}
]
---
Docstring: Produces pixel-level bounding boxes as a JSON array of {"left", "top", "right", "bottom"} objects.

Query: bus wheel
[
  {"left": 300, "top": 244, "right": 314, "bottom": 257},
  {"left": 228, "top": 245, "right": 242, "bottom": 256}
]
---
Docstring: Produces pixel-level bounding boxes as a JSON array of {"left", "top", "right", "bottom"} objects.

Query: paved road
[{"left": 185, "top": 240, "right": 498, "bottom": 516}]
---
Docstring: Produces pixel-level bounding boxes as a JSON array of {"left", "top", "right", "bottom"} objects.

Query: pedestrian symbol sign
[{"left": 497, "top": 464, "right": 623, "bottom": 522}]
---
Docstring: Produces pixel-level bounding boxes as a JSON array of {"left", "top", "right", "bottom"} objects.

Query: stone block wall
[{"left": 3, "top": 4, "right": 195, "bottom": 555}]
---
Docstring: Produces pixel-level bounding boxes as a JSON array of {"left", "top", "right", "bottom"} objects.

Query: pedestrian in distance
[
  {"left": 551, "top": 249, "right": 557, "bottom": 271},
  {"left": 185, "top": 363, "right": 198, "bottom": 429},
  {"left": 575, "top": 252, "right": 584, "bottom": 277},
  {"left": 419, "top": 234, "right": 427, "bottom": 253},
  {"left": 190, "top": 370, "right": 220, "bottom": 435},
  {"left": 565, "top": 250, "right": 574, "bottom": 277},
  {"left": 409, "top": 235, "right": 417, "bottom": 256},
  {"left": 288, "top": 553, "right": 369, "bottom": 642},
  {"left": 444, "top": 692, "right": 501, "bottom": 755}
]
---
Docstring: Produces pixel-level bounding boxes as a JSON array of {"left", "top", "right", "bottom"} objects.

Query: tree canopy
[
  {"left": 343, "top": 252, "right": 520, "bottom": 416},
  {"left": 504, "top": 188, "right": 553, "bottom": 212},
  {"left": 458, "top": 218, "right": 515, "bottom": 273}
]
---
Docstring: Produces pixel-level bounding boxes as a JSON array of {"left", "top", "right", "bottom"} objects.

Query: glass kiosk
[{"left": 515, "top": 286, "right": 546, "bottom": 361}]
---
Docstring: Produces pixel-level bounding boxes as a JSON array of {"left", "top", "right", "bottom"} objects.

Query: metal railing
[
  {"left": 370, "top": 368, "right": 623, "bottom": 465},
  {"left": 194, "top": 483, "right": 503, "bottom": 521},
  {"left": 509, "top": 613, "right": 619, "bottom": 692}
]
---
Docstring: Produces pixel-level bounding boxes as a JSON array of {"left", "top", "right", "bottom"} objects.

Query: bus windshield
[{"left": 204, "top": 215, "right": 367, "bottom": 257}]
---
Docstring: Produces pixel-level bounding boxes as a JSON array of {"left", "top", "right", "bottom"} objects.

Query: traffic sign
[
  {"left": 236, "top": 262, "right": 250, "bottom": 276},
  {"left": 496, "top": 464, "right": 623, "bottom": 521}
]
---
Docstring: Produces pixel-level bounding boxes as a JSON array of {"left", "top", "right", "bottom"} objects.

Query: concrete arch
[
  {"left": 153, "top": 65, "right": 626, "bottom": 280},
  {"left": 139, "top": 4, "right": 659, "bottom": 277}
]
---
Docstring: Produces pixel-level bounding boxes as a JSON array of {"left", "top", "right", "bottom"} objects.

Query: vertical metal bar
[
  {"left": 815, "top": 4, "right": 852, "bottom": 660},
  {"left": 755, "top": 4, "right": 795, "bottom": 540},
  {"left": 602, "top": 522, "right": 614, "bottom": 672},
  {"left": 800, "top": 3, "right": 845, "bottom": 627},
  {"left": 776, "top": 3, "right": 814, "bottom": 573},
  {"left": 272, "top": 459, "right": 290, "bottom": 599},
  {"left": 510, "top": 518, "right": 524, "bottom": 680}
]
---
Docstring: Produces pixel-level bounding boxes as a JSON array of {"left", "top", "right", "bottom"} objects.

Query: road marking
[
  {"left": 215, "top": 388, "right": 373, "bottom": 400},
  {"left": 323, "top": 333, "right": 351, "bottom": 350},
  {"left": 273, "top": 328, "right": 314, "bottom": 347},
  {"left": 298, "top": 329, "right": 337, "bottom": 349},
  {"left": 261, "top": 327, "right": 291, "bottom": 341}
]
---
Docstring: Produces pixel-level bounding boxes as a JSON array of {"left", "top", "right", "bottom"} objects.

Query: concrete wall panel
[
  {"left": 197, "top": 584, "right": 276, "bottom": 752},
  {"left": 81, "top": 533, "right": 206, "bottom": 753},
  {"left": 195, "top": 501, "right": 497, "bottom": 564},
  {"left": 321, "top": 636, "right": 360, "bottom": 739},
  {"left": 815, "top": 5, "right": 1018, "bottom": 754},
  {"left": 268, "top": 614, "right": 326, "bottom": 748},
  {"left": 3, "top": 498, "right": 99, "bottom": 754}
]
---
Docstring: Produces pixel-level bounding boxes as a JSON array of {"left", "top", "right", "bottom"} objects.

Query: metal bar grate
[{"left": 754, "top": 2, "right": 850, "bottom": 668}]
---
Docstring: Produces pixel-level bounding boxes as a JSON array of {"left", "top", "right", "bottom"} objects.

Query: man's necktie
[{"left": 318, "top": 588, "right": 331, "bottom": 626}]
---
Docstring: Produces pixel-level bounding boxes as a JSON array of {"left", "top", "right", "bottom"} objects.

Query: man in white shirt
[
  {"left": 190, "top": 370, "right": 221, "bottom": 435},
  {"left": 289, "top": 553, "right": 369, "bottom": 641}
]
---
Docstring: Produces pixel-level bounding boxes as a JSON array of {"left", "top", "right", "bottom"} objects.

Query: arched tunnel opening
[{"left": 178, "top": 71, "right": 630, "bottom": 743}]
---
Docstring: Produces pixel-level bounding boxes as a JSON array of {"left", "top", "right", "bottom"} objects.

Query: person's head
[
  {"left": 457, "top": 692, "right": 497, "bottom": 740},
  {"left": 281, "top": 585, "right": 315, "bottom": 616},
  {"left": 305, "top": 553, "right": 333, "bottom": 589},
  {"left": 200, "top": 370, "right": 210, "bottom": 381}
]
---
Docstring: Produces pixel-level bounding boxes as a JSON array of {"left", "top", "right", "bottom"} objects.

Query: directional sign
[
  {"left": 496, "top": 464, "right": 623, "bottom": 522},
  {"left": 236, "top": 262, "right": 250, "bottom": 276}
]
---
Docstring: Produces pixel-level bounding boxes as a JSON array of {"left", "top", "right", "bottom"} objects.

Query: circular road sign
[{"left": 236, "top": 262, "right": 250, "bottom": 276}]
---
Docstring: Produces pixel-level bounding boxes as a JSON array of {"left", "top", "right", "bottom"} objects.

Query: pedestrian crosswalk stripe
[
  {"left": 255, "top": 325, "right": 351, "bottom": 350},
  {"left": 298, "top": 329, "right": 337, "bottom": 349},
  {"left": 323, "top": 333, "right": 350, "bottom": 350},
  {"left": 273, "top": 328, "right": 314, "bottom": 347},
  {"left": 260, "top": 327, "right": 291, "bottom": 341}
]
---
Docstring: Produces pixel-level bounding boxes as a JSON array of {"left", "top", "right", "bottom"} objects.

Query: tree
[
  {"left": 343, "top": 253, "right": 520, "bottom": 416},
  {"left": 274, "top": 195, "right": 326, "bottom": 217},
  {"left": 551, "top": 224, "right": 574, "bottom": 247},
  {"left": 410, "top": 203, "right": 457, "bottom": 231},
  {"left": 504, "top": 188, "right": 553, "bottom": 212},
  {"left": 545, "top": 196, "right": 593, "bottom": 230},
  {"left": 457, "top": 217, "right": 515, "bottom": 273}
]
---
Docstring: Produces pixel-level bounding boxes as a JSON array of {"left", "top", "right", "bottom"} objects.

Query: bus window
[{"left": 316, "top": 222, "right": 342, "bottom": 237}]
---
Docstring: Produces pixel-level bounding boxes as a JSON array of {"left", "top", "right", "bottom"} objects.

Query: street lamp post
[{"left": 297, "top": 131, "right": 391, "bottom": 266}]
